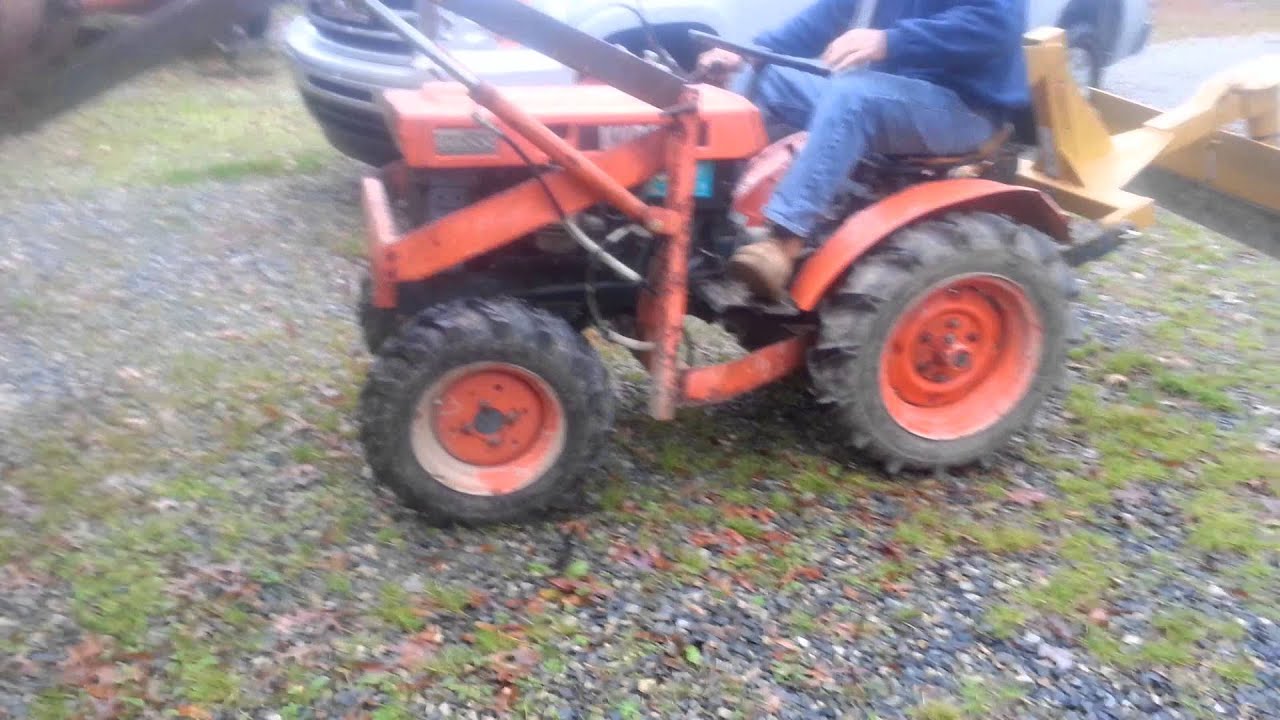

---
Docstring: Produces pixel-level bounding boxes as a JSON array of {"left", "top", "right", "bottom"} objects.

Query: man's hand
[
  {"left": 821, "top": 28, "right": 887, "bottom": 73},
  {"left": 694, "top": 47, "right": 745, "bottom": 83}
]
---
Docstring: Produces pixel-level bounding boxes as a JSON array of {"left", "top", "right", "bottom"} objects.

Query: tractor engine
[{"left": 377, "top": 80, "right": 769, "bottom": 327}]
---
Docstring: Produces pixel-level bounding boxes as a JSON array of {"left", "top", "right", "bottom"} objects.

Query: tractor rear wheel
[
  {"left": 807, "top": 212, "right": 1076, "bottom": 473},
  {"left": 359, "top": 297, "right": 614, "bottom": 526}
]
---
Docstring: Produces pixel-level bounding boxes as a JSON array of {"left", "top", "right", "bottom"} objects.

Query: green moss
[
  {"left": 983, "top": 604, "right": 1029, "bottom": 640},
  {"left": 724, "top": 516, "right": 765, "bottom": 540},
  {"left": 173, "top": 642, "right": 243, "bottom": 705},
  {"left": 376, "top": 583, "right": 424, "bottom": 632},
  {"left": 1214, "top": 659, "right": 1258, "bottom": 685},
  {"left": 1060, "top": 531, "right": 1118, "bottom": 564},
  {"left": 958, "top": 676, "right": 1026, "bottom": 716},
  {"left": 1082, "top": 626, "right": 1136, "bottom": 669},
  {"left": 1154, "top": 372, "right": 1239, "bottom": 412},
  {"left": 470, "top": 626, "right": 519, "bottom": 654},
  {"left": 428, "top": 584, "right": 474, "bottom": 614},
  {"left": 910, "top": 700, "right": 963, "bottom": 720},
  {"left": 30, "top": 690, "right": 80, "bottom": 720},
  {"left": 1100, "top": 350, "right": 1158, "bottom": 378},
  {"left": 968, "top": 523, "right": 1045, "bottom": 555},
  {"left": 1023, "top": 563, "right": 1110, "bottom": 615},
  {"left": 1186, "top": 491, "right": 1269, "bottom": 555}
]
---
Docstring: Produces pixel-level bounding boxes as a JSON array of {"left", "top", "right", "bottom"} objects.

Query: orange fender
[{"left": 789, "top": 178, "right": 1071, "bottom": 312}]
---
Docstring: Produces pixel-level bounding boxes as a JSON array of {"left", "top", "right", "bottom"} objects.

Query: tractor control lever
[{"left": 688, "top": 30, "right": 831, "bottom": 79}]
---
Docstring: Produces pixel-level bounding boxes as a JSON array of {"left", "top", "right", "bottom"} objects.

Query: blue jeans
[{"left": 735, "top": 67, "right": 999, "bottom": 241}]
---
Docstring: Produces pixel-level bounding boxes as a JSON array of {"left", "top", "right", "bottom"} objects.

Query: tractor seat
[{"left": 876, "top": 123, "right": 1015, "bottom": 172}]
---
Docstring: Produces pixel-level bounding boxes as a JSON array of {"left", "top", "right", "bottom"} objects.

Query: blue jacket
[{"left": 754, "top": 0, "right": 1030, "bottom": 113}]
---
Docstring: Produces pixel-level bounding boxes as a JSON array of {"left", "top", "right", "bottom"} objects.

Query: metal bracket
[{"left": 1062, "top": 226, "right": 1141, "bottom": 267}]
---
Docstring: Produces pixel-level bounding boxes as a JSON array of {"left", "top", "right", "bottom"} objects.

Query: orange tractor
[
  {"left": 3, "top": 0, "right": 1275, "bottom": 528},
  {"left": 354, "top": 0, "right": 1210, "bottom": 526}
]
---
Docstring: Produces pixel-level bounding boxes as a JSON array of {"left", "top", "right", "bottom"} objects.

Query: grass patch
[
  {"left": 1185, "top": 491, "right": 1269, "bottom": 555},
  {"left": 427, "top": 584, "right": 474, "bottom": 614},
  {"left": 1, "top": 54, "right": 333, "bottom": 192},
  {"left": 967, "top": 523, "right": 1046, "bottom": 555},
  {"left": 1201, "top": 452, "right": 1280, "bottom": 491},
  {"left": 1154, "top": 372, "right": 1239, "bottom": 412},
  {"left": 1064, "top": 384, "right": 1217, "bottom": 491},
  {"left": 893, "top": 508, "right": 962, "bottom": 558},
  {"left": 910, "top": 700, "right": 964, "bottom": 720},
  {"left": 173, "top": 641, "right": 242, "bottom": 705},
  {"left": 1023, "top": 562, "right": 1110, "bottom": 615},
  {"left": 958, "top": 677, "right": 1026, "bottom": 716},
  {"left": 983, "top": 604, "right": 1029, "bottom": 640},
  {"left": 1099, "top": 350, "right": 1158, "bottom": 378},
  {"left": 1214, "top": 659, "right": 1258, "bottom": 685},
  {"left": 376, "top": 583, "right": 425, "bottom": 632},
  {"left": 1060, "top": 531, "right": 1117, "bottom": 564},
  {"left": 1082, "top": 626, "right": 1137, "bottom": 669}
]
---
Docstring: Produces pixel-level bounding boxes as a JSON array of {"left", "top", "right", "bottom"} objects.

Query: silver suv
[{"left": 284, "top": 0, "right": 1151, "bottom": 166}]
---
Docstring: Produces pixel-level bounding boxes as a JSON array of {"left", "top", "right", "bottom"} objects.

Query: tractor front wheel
[
  {"left": 359, "top": 298, "right": 614, "bottom": 526},
  {"left": 808, "top": 212, "right": 1076, "bottom": 473}
]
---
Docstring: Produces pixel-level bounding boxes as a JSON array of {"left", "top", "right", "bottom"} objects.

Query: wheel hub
[
  {"left": 889, "top": 285, "right": 1006, "bottom": 407},
  {"left": 410, "top": 362, "right": 566, "bottom": 497},
  {"left": 879, "top": 275, "right": 1043, "bottom": 441},
  {"left": 431, "top": 368, "right": 546, "bottom": 467}
]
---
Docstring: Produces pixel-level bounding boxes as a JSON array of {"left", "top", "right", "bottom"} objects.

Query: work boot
[{"left": 727, "top": 234, "right": 806, "bottom": 303}]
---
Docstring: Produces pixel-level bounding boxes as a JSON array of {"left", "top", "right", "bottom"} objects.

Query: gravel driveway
[{"left": 1, "top": 28, "right": 1279, "bottom": 720}]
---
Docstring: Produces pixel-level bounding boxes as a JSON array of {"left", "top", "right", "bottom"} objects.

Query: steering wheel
[{"left": 688, "top": 29, "right": 831, "bottom": 82}]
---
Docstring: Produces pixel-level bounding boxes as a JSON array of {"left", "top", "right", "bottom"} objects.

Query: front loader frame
[{"left": 361, "top": 0, "right": 814, "bottom": 422}]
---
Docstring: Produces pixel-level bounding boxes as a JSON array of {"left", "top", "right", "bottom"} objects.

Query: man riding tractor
[{"left": 697, "top": 0, "right": 1029, "bottom": 303}]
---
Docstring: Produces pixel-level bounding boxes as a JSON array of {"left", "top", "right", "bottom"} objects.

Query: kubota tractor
[
  {"left": 354, "top": 0, "right": 1280, "bottom": 526},
  {"left": 4, "top": 0, "right": 1273, "bottom": 529}
]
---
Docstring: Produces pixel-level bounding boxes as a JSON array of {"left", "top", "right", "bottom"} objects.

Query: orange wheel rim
[
  {"left": 411, "top": 362, "right": 565, "bottom": 496},
  {"left": 879, "top": 275, "right": 1043, "bottom": 441}
]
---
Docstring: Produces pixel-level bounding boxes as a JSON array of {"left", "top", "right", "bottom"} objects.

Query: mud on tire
[
  {"left": 357, "top": 275, "right": 401, "bottom": 355},
  {"left": 359, "top": 297, "right": 614, "bottom": 526},
  {"left": 807, "top": 212, "right": 1078, "bottom": 473}
]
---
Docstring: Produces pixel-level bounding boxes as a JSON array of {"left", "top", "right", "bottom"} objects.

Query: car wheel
[{"left": 1066, "top": 24, "right": 1104, "bottom": 93}]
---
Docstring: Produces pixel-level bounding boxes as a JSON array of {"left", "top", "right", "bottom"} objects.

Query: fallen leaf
[
  {"left": 558, "top": 520, "right": 591, "bottom": 538},
  {"left": 177, "top": 705, "right": 213, "bottom": 720},
  {"left": 1006, "top": 488, "right": 1050, "bottom": 506},
  {"left": 272, "top": 609, "right": 339, "bottom": 636},
  {"left": 389, "top": 625, "right": 445, "bottom": 669},
  {"left": 874, "top": 542, "right": 904, "bottom": 561},
  {"left": 881, "top": 581, "right": 911, "bottom": 595}
]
